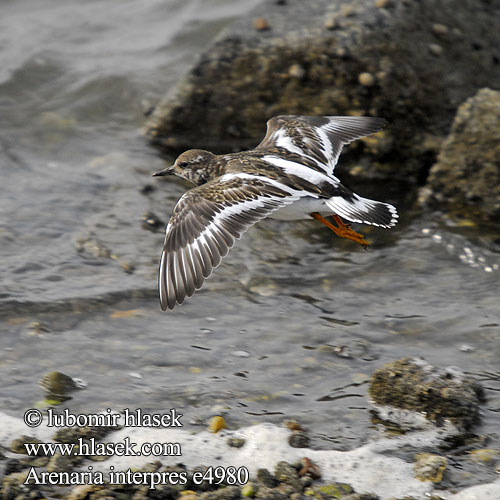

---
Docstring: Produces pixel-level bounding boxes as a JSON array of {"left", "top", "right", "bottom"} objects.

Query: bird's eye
[{"left": 179, "top": 161, "right": 188, "bottom": 168}]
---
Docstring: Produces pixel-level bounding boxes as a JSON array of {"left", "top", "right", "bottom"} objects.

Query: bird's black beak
[{"left": 152, "top": 165, "right": 174, "bottom": 177}]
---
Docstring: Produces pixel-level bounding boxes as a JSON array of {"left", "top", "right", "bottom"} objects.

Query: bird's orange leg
[{"left": 311, "top": 212, "right": 370, "bottom": 247}]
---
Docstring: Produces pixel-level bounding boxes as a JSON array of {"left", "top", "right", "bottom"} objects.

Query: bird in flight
[{"left": 153, "top": 115, "right": 398, "bottom": 310}]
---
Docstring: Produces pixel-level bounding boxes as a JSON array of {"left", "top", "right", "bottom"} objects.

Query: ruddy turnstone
[{"left": 153, "top": 115, "right": 398, "bottom": 310}]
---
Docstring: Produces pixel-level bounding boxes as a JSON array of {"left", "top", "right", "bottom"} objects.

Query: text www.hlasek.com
[{"left": 25, "top": 437, "right": 181, "bottom": 457}]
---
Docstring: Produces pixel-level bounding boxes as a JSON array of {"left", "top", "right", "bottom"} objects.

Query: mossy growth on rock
[{"left": 369, "top": 357, "right": 485, "bottom": 429}]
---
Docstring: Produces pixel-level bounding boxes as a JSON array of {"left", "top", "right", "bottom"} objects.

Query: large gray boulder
[
  {"left": 420, "top": 88, "right": 500, "bottom": 224},
  {"left": 146, "top": 0, "right": 500, "bottom": 183}
]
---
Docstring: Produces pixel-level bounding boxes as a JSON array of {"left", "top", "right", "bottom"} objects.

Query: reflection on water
[{"left": 1, "top": 0, "right": 499, "bottom": 462}]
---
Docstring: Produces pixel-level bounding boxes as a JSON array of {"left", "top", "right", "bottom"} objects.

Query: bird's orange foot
[{"left": 311, "top": 212, "right": 370, "bottom": 247}]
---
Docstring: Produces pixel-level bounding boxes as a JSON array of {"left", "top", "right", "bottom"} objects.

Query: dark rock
[
  {"left": 140, "top": 183, "right": 156, "bottom": 195},
  {"left": 46, "top": 451, "right": 83, "bottom": 472},
  {"left": 199, "top": 486, "right": 242, "bottom": 500},
  {"left": 141, "top": 211, "right": 165, "bottom": 232},
  {"left": 10, "top": 436, "right": 42, "bottom": 455},
  {"left": 342, "top": 494, "right": 380, "bottom": 500},
  {"left": 288, "top": 430, "right": 310, "bottom": 448},
  {"left": 227, "top": 437, "right": 246, "bottom": 448},
  {"left": 420, "top": 88, "right": 500, "bottom": 225},
  {"left": 257, "top": 468, "right": 279, "bottom": 488},
  {"left": 3, "top": 458, "right": 24, "bottom": 475},
  {"left": 146, "top": 0, "right": 500, "bottom": 184},
  {"left": 307, "top": 482, "right": 354, "bottom": 498},
  {"left": 1, "top": 471, "right": 44, "bottom": 500},
  {"left": 40, "top": 371, "right": 79, "bottom": 401},
  {"left": 54, "top": 424, "right": 119, "bottom": 445},
  {"left": 414, "top": 452, "right": 447, "bottom": 482},
  {"left": 274, "top": 461, "right": 302, "bottom": 490},
  {"left": 369, "top": 358, "right": 485, "bottom": 429},
  {"left": 255, "top": 486, "right": 289, "bottom": 500}
]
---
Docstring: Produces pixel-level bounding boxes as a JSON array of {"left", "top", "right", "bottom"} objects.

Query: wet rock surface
[
  {"left": 420, "top": 88, "right": 500, "bottom": 225},
  {"left": 146, "top": 0, "right": 500, "bottom": 184},
  {"left": 369, "top": 358, "right": 485, "bottom": 429}
]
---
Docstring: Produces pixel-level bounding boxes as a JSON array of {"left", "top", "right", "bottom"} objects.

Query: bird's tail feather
[{"left": 325, "top": 194, "right": 398, "bottom": 228}]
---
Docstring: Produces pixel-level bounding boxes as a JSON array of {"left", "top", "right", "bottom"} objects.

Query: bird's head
[{"left": 153, "top": 149, "right": 216, "bottom": 185}]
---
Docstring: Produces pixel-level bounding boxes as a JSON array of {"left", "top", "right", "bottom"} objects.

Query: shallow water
[{"left": 1, "top": 0, "right": 500, "bottom": 493}]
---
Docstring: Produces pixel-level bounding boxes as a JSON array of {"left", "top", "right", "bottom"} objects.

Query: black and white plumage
[{"left": 153, "top": 115, "right": 398, "bottom": 310}]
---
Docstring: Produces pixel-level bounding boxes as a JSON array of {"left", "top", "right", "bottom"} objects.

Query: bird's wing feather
[
  {"left": 256, "top": 115, "right": 386, "bottom": 175},
  {"left": 159, "top": 174, "right": 299, "bottom": 310}
]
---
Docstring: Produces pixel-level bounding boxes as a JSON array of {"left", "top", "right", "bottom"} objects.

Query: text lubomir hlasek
[{"left": 46, "top": 408, "right": 183, "bottom": 428}]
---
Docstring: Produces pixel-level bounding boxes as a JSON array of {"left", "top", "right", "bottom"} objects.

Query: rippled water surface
[{"left": 1, "top": 0, "right": 500, "bottom": 461}]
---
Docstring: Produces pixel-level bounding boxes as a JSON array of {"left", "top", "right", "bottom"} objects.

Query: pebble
[
  {"left": 428, "top": 43, "right": 443, "bottom": 56},
  {"left": 340, "top": 5, "right": 356, "bottom": 17},
  {"left": 208, "top": 416, "right": 227, "bottom": 433},
  {"left": 414, "top": 453, "right": 447, "bottom": 482},
  {"left": 256, "top": 468, "right": 278, "bottom": 488},
  {"left": 324, "top": 14, "right": 338, "bottom": 30},
  {"left": 432, "top": 23, "right": 449, "bottom": 36},
  {"left": 141, "top": 211, "right": 163, "bottom": 232},
  {"left": 375, "top": 0, "right": 392, "bottom": 8},
  {"left": 227, "top": 437, "right": 246, "bottom": 448},
  {"left": 253, "top": 17, "right": 270, "bottom": 31},
  {"left": 288, "top": 63, "right": 305, "bottom": 79},
  {"left": 288, "top": 430, "right": 310, "bottom": 448},
  {"left": 459, "top": 344, "right": 474, "bottom": 352},
  {"left": 232, "top": 350, "right": 250, "bottom": 358},
  {"left": 28, "top": 321, "right": 50, "bottom": 335},
  {"left": 358, "top": 72, "right": 375, "bottom": 87}
]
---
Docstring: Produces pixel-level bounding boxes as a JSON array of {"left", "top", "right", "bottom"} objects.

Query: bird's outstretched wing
[
  {"left": 159, "top": 174, "right": 299, "bottom": 310},
  {"left": 256, "top": 115, "right": 386, "bottom": 175}
]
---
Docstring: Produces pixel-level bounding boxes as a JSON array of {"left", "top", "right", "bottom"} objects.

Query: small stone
[
  {"left": 11, "top": 436, "right": 42, "bottom": 455},
  {"left": 253, "top": 18, "right": 270, "bottom": 31},
  {"left": 255, "top": 487, "right": 288, "bottom": 500},
  {"left": 4, "top": 458, "right": 25, "bottom": 475},
  {"left": 241, "top": 483, "right": 256, "bottom": 497},
  {"left": 28, "top": 321, "right": 50, "bottom": 334},
  {"left": 227, "top": 437, "right": 246, "bottom": 448},
  {"left": 324, "top": 14, "right": 338, "bottom": 30},
  {"left": 180, "top": 495, "right": 197, "bottom": 500},
  {"left": 40, "top": 371, "right": 78, "bottom": 396},
  {"left": 414, "top": 453, "right": 447, "bottom": 482},
  {"left": 432, "top": 23, "right": 449, "bottom": 36},
  {"left": 141, "top": 211, "right": 164, "bottom": 232},
  {"left": 274, "top": 461, "right": 301, "bottom": 489},
  {"left": 288, "top": 430, "right": 309, "bottom": 448},
  {"left": 47, "top": 452, "right": 83, "bottom": 472},
  {"left": 208, "top": 415, "right": 227, "bottom": 433},
  {"left": 340, "top": 5, "right": 356, "bottom": 17},
  {"left": 428, "top": 44, "right": 443, "bottom": 56},
  {"left": 288, "top": 63, "right": 305, "bottom": 79},
  {"left": 284, "top": 419, "right": 304, "bottom": 431},
  {"left": 317, "top": 483, "right": 354, "bottom": 497},
  {"left": 459, "top": 344, "right": 474, "bottom": 353},
  {"left": 139, "top": 184, "right": 155, "bottom": 195},
  {"left": 375, "top": 0, "right": 391, "bottom": 8},
  {"left": 468, "top": 448, "right": 500, "bottom": 464},
  {"left": 256, "top": 468, "right": 278, "bottom": 488},
  {"left": 232, "top": 350, "right": 250, "bottom": 358},
  {"left": 358, "top": 72, "right": 375, "bottom": 87}
]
